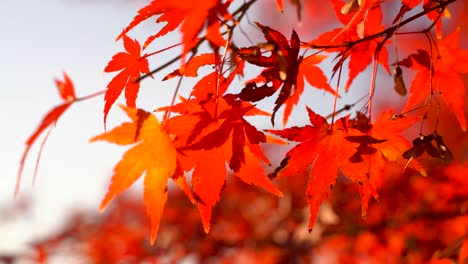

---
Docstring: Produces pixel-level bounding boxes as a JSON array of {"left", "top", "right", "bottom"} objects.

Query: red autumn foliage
[
  {"left": 12, "top": 160, "right": 468, "bottom": 263},
  {"left": 103, "top": 35, "right": 151, "bottom": 125},
  {"left": 14, "top": 0, "right": 468, "bottom": 263}
]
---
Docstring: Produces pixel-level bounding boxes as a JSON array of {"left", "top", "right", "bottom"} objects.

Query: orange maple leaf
[
  {"left": 399, "top": 28, "right": 468, "bottom": 131},
  {"left": 16, "top": 72, "right": 77, "bottom": 196},
  {"left": 90, "top": 105, "right": 177, "bottom": 244},
  {"left": 103, "top": 35, "right": 150, "bottom": 125}
]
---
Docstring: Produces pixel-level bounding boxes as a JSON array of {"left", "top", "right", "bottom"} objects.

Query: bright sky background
[
  {"left": 0, "top": 0, "right": 158, "bottom": 253},
  {"left": 0, "top": 0, "right": 348, "bottom": 256}
]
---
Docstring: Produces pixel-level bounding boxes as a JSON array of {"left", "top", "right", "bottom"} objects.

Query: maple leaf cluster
[
  {"left": 16, "top": 0, "right": 468, "bottom": 257},
  {"left": 7, "top": 160, "right": 468, "bottom": 263}
]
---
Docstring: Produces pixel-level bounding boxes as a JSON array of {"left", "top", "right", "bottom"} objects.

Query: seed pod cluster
[{"left": 403, "top": 133, "right": 453, "bottom": 162}]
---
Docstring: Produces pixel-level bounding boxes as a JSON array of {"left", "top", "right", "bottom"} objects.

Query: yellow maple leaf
[{"left": 91, "top": 105, "right": 177, "bottom": 244}]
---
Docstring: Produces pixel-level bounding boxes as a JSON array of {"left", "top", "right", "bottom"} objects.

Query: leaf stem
[
  {"left": 330, "top": 64, "right": 343, "bottom": 131},
  {"left": 142, "top": 43, "right": 183, "bottom": 59},
  {"left": 367, "top": 54, "right": 378, "bottom": 121},
  {"left": 76, "top": 90, "right": 106, "bottom": 102}
]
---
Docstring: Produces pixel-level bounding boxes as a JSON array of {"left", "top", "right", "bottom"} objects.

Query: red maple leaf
[
  {"left": 159, "top": 95, "right": 282, "bottom": 233},
  {"left": 103, "top": 35, "right": 150, "bottom": 124},
  {"left": 340, "top": 111, "right": 426, "bottom": 216},
  {"left": 398, "top": 28, "right": 468, "bottom": 131},
  {"left": 269, "top": 108, "right": 424, "bottom": 230}
]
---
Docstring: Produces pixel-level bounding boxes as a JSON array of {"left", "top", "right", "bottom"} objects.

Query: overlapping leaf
[
  {"left": 91, "top": 105, "right": 177, "bottom": 244},
  {"left": 160, "top": 95, "right": 282, "bottom": 232},
  {"left": 398, "top": 28, "right": 468, "bottom": 131},
  {"left": 269, "top": 108, "right": 424, "bottom": 230}
]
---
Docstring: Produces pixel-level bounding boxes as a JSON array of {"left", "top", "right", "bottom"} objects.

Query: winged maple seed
[
  {"left": 403, "top": 132, "right": 454, "bottom": 164},
  {"left": 393, "top": 66, "right": 407, "bottom": 96}
]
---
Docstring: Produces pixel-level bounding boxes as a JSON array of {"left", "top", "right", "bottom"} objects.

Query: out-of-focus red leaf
[
  {"left": 276, "top": 0, "right": 284, "bottom": 12},
  {"left": 270, "top": 108, "right": 424, "bottom": 230},
  {"left": 55, "top": 72, "right": 76, "bottom": 102},
  {"left": 16, "top": 73, "right": 77, "bottom": 196}
]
